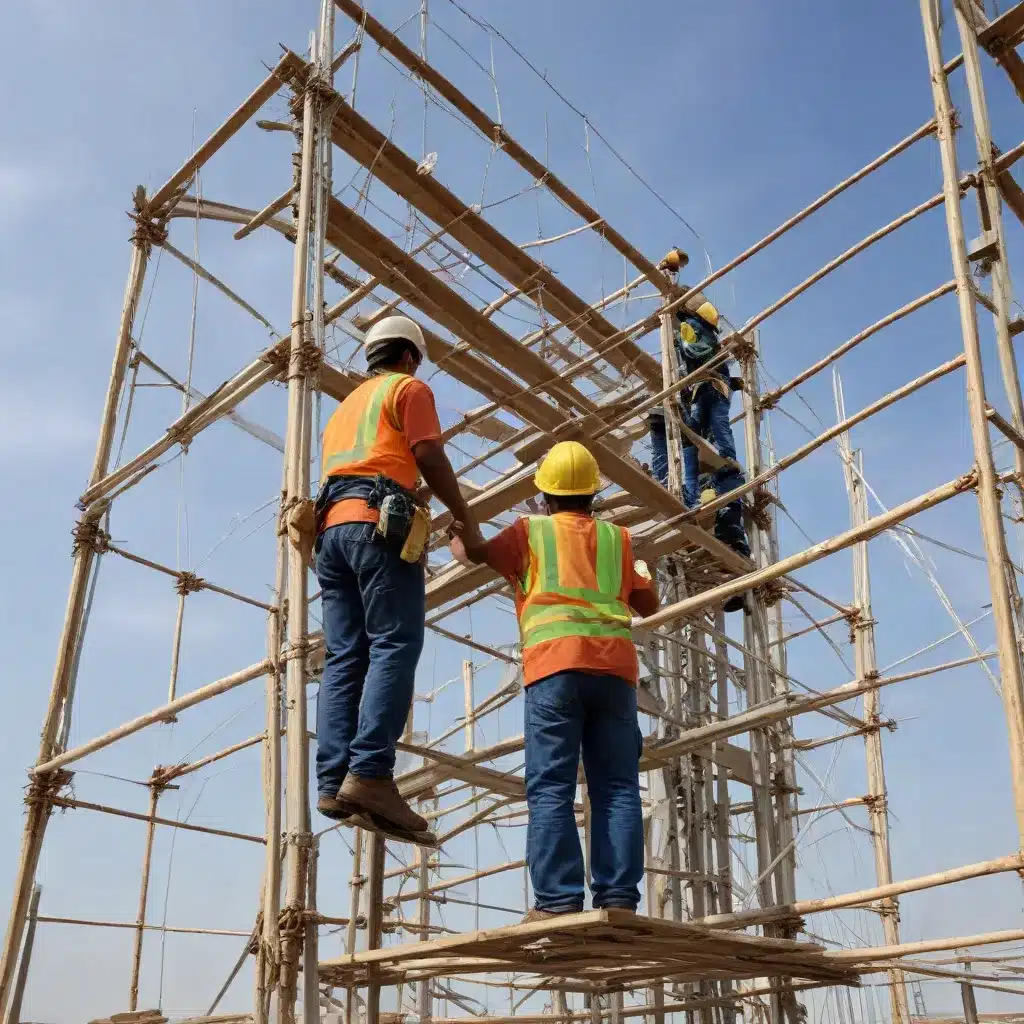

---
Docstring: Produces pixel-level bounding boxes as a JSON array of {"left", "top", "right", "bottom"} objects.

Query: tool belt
[{"left": 314, "top": 474, "right": 430, "bottom": 563}]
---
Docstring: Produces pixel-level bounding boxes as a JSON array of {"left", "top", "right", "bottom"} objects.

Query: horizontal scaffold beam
[{"left": 322, "top": 196, "right": 752, "bottom": 574}]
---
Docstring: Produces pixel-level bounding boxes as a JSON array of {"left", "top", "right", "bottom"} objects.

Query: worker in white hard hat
[
  {"left": 313, "top": 315, "right": 484, "bottom": 839},
  {"left": 451, "top": 441, "right": 659, "bottom": 920},
  {"left": 648, "top": 299, "right": 751, "bottom": 563}
]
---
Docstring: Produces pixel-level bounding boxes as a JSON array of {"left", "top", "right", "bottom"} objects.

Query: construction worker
[
  {"left": 314, "top": 315, "right": 485, "bottom": 838},
  {"left": 451, "top": 441, "right": 659, "bottom": 919},
  {"left": 648, "top": 300, "right": 750, "bottom": 559}
]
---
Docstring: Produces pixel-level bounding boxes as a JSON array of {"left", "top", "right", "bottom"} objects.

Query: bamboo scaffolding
[
  {"left": 333, "top": 0, "right": 669, "bottom": 294},
  {"left": 843, "top": 440, "right": 909, "bottom": 1024},
  {"left": 51, "top": 796, "right": 265, "bottom": 845},
  {"left": 4, "top": 887, "right": 39, "bottom": 1024},
  {"left": 278, "top": 42, "right": 320, "bottom": 1024},
  {"left": 697, "top": 853, "right": 1024, "bottom": 931},
  {"left": 37, "top": 916, "right": 251, "bottom": 937},
  {"left": 16, "top": 7, "right": 1024, "bottom": 1022},
  {"left": 132, "top": 346, "right": 285, "bottom": 451},
  {"left": 918, "top": 0, "right": 1024, "bottom": 849},
  {"left": 159, "top": 734, "right": 265, "bottom": 784},
  {"left": 653, "top": 651, "right": 994, "bottom": 761},
  {"left": 128, "top": 784, "right": 160, "bottom": 1010},
  {"left": 33, "top": 658, "right": 272, "bottom": 775},
  {"left": 105, "top": 543, "right": 275, "bottom": 611},
  {"left": 828, "top": 930, "right": 1024, "bottom": 964},
  {"left": 0, "top": 205, "right": 155, "bottom": 1015},
  {"left": 667, "top": 354, "right": 968, "bottom": 533},
  {"left": 642, "top": 472, "right": 976, "bottom": 631},
  {"left": 758, "top": 282, "right": 957, "bottom": 410},
  {"left": 235, "top": 186, "right": 295, "bottom": 241},
  {"left": 147, "top": 54, "right": 301, "bottom": 215}
]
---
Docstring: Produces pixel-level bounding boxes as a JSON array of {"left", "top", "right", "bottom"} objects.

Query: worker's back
[{"left": 322, "top": 372, "right": 418, "bottom": 490}]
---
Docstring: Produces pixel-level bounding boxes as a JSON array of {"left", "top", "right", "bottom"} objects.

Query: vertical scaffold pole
[{"left": 919, "top": 0, "right": 1024, "bottom": 850}]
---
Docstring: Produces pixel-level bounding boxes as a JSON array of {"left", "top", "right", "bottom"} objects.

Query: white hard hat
[{"left": 364, "top": 315, "right": 427, "bottom": 362}]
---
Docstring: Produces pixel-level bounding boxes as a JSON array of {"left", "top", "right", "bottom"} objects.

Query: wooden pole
[
  {"left": 4, "top": 887, "right": 40, "bottom": 1024},
  {"left": 365, "top": 833, "right": 386, "bottom": 1024},
  {"left": 953, "top": 0, "right": 1024, "bottom": 646},
  {"left": 740, "top": 335, "right": 799, "bottom": 1024},
  {"left": 658, "top": 308, "right": 684, "bottom": 496},
  {"left": 640, "top": 471, "right": 976, "bottom": 631},
  {"left": 278, "top": 43, "right": 319, "bottom": 1024},
  {"left": 255, "top": 464, "right": 287, "bottom": 1024},
  {"left": 344, "top": 827, "right": 364, "bottom": 1024},
  {"left": 918, "top": 0, "right": 1024, "bottom": 849},
  {"left": 826, "top": 928, "right": 1024, "bottom": 963},
  {"left": 128, "top": 784, "right": 161, "bottom": 1010},
  {"left": 167, "top": 590, "right": 187, "bottom": 705},
  {"left": 303, "top": 840, "right": 319, "bottom": 1024},
  {"left": 33, "top": 658, "right": 272, "bottom": 775},
  {"left": 759, "top": 280, "right": 956, "bottom": 413},
  {"left": 841, "top": 443, "right": 909, "bottom": 1024},
  {"left": 698, "top": 852, "right": 1023, "bottom": 930},
  {"left": 147, "top": 55, "right": 298, "bottom": 214},
  {"left": 0, "top": 208, "right": 154, "bottom": 1016},
  {"left": 964, "top": 44, "right": 1024, "bottom": 446},
  {"left": 669, "top": 352, "right": 967, "bottom": 531}
]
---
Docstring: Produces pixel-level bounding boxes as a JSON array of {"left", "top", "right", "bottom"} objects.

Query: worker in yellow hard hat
[
  {"left": 451, "top": 440, "right": 659, "bottom": 921},
  {"left": 647, "top": 298, "right": 750, "bottom": 562}
]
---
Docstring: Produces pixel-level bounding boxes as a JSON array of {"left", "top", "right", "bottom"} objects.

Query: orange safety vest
[
  {"left": 321, "top": 372, "right": 419, "bottom": 489},
  {"left": 516, "top": 516, "right": 634, "bottom": 651}
]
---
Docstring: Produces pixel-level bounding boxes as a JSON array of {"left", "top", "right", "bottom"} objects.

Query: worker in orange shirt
[
  {"left": 315, "top": 315, "right": 484, "bottom": 839},
  {"left": 451, "top": 441, "right": 658, "bottom": 918}
]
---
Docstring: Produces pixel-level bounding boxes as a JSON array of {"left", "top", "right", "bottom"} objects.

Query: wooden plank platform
[{"left": 318, "top": 909, "right": 859, "bottom": 989}]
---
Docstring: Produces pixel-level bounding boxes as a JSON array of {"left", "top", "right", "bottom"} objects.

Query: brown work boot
[
  {"left": 317, "top": 792, "right": 353, "bottom": 821},
  {"left": 521, "top": 908, "right": 577, "bottom": 924},
  {"left": 339, "top": 775, "right": 428, "bottom": 833}
]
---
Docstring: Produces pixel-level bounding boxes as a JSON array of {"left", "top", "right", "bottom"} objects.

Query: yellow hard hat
[
  {"left": 535, "top": 441, "right": 601, "bottom": 496},
  {"left": 695, "top": 300, "right": 720, "bottom": 329}
]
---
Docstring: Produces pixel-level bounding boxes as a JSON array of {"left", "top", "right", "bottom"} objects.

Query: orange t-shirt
[
  {"left": 483, "top": 513, "right": 659, "bottom": 686},
  {"left": 322, "top": 377, "right": 442, "bottom": 529}
]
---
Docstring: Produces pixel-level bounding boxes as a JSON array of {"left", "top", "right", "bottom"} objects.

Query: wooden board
[{"left": 318, "top": 909, "right": 859, "bottom": 989}]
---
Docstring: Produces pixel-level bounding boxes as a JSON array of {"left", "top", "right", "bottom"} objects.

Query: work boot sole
[
  {"left": 343, "top": 809, "right": 439, "bottom": 848},
  {"left": 317, "top": 795, "right": 355, "bottom": 822},
  {"left": 339, "top": 778, "right": 430, "bottom": 834}
]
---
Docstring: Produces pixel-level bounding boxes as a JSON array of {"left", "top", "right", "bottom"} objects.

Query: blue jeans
[
  {"left": 315, "top": 522, "right": 425, "bottom": 797},
  {"left": 681, "top": 387, "right": 744, "bottom": 508},
  {"left": 524, "top": 671, "right": 644, "bottom": 912}
]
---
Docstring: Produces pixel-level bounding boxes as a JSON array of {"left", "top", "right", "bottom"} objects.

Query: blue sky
[{"left": 2, "top": 1, "right": 1024, "bottom": 1021}]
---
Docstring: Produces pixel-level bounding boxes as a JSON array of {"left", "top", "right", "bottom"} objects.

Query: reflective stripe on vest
[
  {"left": 321, "top": 373, "right": 418, "bottom": 489},
  {"left": 518, "top": 516, "right": 633, "bottom": 650}
]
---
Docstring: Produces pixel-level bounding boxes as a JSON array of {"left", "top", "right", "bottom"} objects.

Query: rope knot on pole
[
  {"left": 749, "top": 489, "right": 778, "bottom": 532},
  {"left": 128, "top": 213, "right": 169, "bottom": 251},
  {"left": 71, "top": 518, "right": 109, "bottom": 556},
  {"left": 286, "top": 828, "right": 314, "bottom": 849},
  {"left": 174, "top": 572, "right": 206, "bottom": 596},
  {"left": 24, "top": 769, "right": 73, "bottom": 811},
  {"left": 755, "top": 578, "right": 789, "bottom": 606}
]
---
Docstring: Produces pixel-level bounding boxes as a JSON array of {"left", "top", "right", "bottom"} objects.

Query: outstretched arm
[{"left": 413, "top": 439, "right": 484, "bottom": 552}]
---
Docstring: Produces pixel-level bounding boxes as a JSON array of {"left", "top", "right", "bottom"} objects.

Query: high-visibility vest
[
  {"left": 517, "top": 515, "right": 634, "bottom": 650},
  {"left": 321, "top": 372, "right": 418, "bottom": 489}
]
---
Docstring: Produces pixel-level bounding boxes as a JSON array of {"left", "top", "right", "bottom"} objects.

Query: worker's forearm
[{"left": 413, "top": 441, "right": 474, "bottom": 523}]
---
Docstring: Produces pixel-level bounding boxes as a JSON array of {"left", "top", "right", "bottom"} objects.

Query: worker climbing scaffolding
[
  {"left": 452, "top": 441, "right": 659, "bottom": 918},
  {"left": 313, "top": 315, "right": 484, "bottom": 844},
  {"left": 648, "top": 293, "right": 751, "bottom": 561}
]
